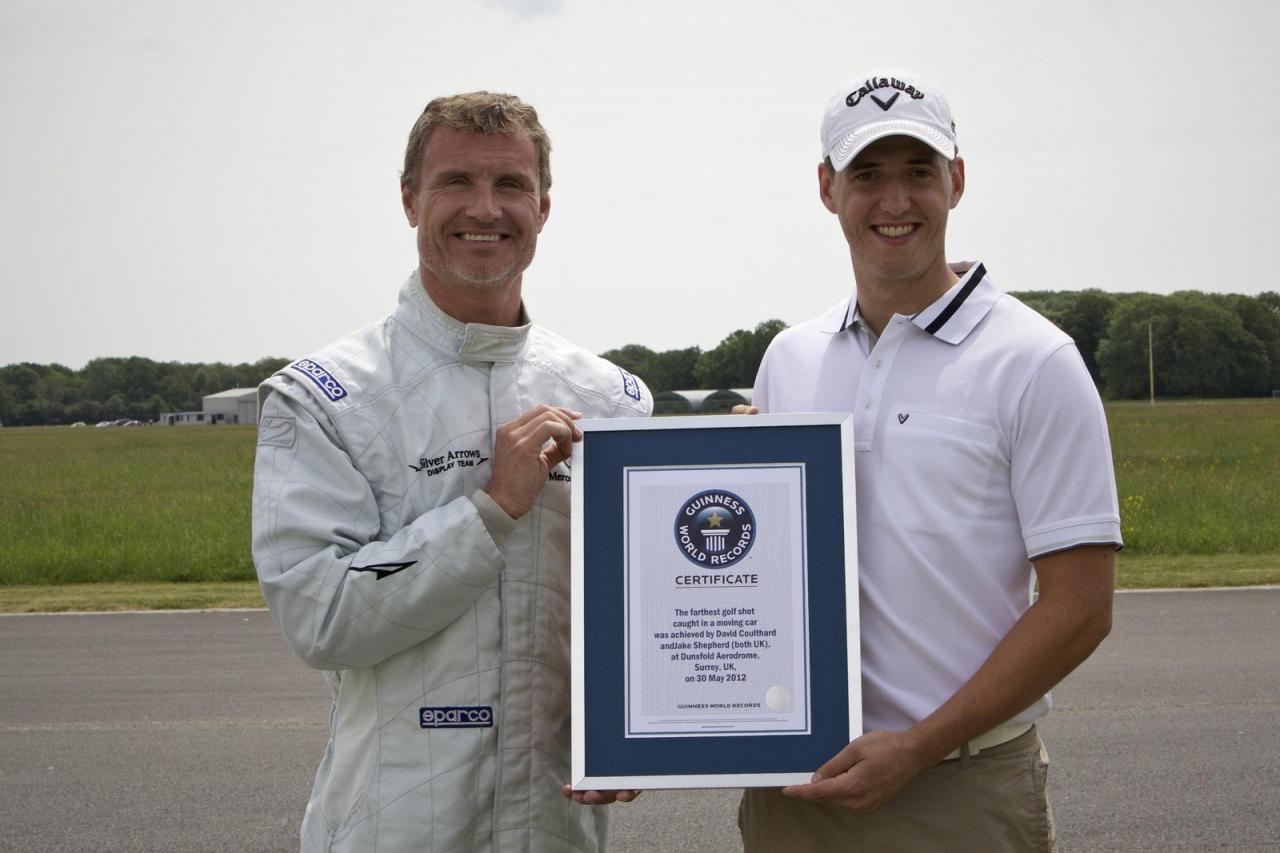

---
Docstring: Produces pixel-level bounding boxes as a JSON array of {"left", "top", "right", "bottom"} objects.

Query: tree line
[
  {"left": 1, "top": 290, "right": 1277, "bottom": 426},
  {"left": 605, "top": 290, "right": 1280, "bottom": 401},
  {"left": 0, "top": 357, "right": 290, "bottom": 427},
  {"left": 1016, "top": 290, "right": 1280, "bottom": 399}
]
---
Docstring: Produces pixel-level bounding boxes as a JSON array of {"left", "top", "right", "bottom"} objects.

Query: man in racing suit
[{"left": 252, "top": 92, "right": 650, "bottom": 853}]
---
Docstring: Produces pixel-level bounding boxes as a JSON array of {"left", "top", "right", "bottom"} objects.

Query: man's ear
[
  {"left": 949, "top": 157, "right": 965, "bottom": 209},
  {"left": 401, "top": 180, "right": 418, "bottom": 227},
  {"left": 537, "top": 192, "right": 551, "bottom": 232},
  {"left": 818, "top": 163, "right": 837, "bottom": 213}
]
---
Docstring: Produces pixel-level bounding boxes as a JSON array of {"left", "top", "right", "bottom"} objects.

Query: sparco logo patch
[
  {"left": 619, "top": 367, "right": 642, "bottom": 401},
  {"left": 845, "top": 76, "right": 926, "bottom": 108},
  {"left": 674, "top": 490, "right": 756, "bottom": 568},
  {"left": 289, "top": 359, "right": 348, "bottom": 402},
  {"left": 420, "top": 706, "right": 494, "bottom": 728}
]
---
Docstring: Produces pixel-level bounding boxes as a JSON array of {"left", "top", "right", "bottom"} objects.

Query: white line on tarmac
[{"left": 4, "top": 586, "right": 1280, "bottom": 617}]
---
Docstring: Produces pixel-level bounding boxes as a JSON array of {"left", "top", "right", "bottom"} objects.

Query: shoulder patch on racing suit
[
  {"left": 289, "top": 358, "right": 348, "bottom": 402},
  {"left": 618, "top": 367, "right": 642, "bottom": 401},
  {"left": 258, "top": 415, "right": 296, "bottom": 448}
]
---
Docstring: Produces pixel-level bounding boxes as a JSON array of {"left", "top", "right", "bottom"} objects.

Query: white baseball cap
[{"left": 821, "top": 69, "right": 956, "bottom": 171}]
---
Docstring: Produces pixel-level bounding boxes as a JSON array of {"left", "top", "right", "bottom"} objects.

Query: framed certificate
[{"left": 570, "top": 413, "right": 860, "bottom": 790}]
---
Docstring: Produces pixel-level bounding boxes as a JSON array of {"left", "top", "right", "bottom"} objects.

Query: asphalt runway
[{"left": 2, "top": 588, "right": 1277, "bottom": 852}]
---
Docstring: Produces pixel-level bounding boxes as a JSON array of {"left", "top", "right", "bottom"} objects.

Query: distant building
[
  {"left": 703, "top": 388, "right": 752, "bottom": 414},
  {"left": 161, "top": 411, "right": 210, "bottom": 426},
  {"left": 204, "top": 388, "right": 258, "bottom": 424},
  {"left": 160, "top": 387, "right": 259, "bottom": 426},
  {"left": 654, "top": 388, "right": 753, "bottom": 415}
]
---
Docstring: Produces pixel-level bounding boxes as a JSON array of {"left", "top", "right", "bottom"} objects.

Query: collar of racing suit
[{"left": 398, "top": 270, "right": 532, "bottom": 363}]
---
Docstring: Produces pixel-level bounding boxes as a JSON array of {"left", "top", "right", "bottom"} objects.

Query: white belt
[{"left": 942, "top": 721, "right": 1033, "bottom": 762}]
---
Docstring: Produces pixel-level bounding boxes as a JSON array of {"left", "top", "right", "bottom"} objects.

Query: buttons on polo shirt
[
  {"left": 863, "top": 399, "right": 873, "bottom": 410},
  {"left": 873, "top": 358, "right": 883, "bottom": 369}
]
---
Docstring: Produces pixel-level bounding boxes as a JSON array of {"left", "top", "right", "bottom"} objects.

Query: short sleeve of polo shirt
[{"left": 1010, "top": 342, "right": 1123, "bottom": 559}]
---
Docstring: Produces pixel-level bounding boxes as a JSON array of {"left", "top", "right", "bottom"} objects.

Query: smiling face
[
  {"left": 819, "top": 135, "right": 964, "bottom": 293},
  {"left": 401, "top": 126, "right": 550, "bottom": 317}
]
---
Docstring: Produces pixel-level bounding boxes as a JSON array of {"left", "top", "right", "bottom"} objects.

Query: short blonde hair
[{"left": 402, "top": 92, "right": 552, "bottom": 194}]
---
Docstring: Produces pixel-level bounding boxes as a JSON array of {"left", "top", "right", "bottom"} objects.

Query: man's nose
[
  {"left": 465, "top": 184, "right": 502, "bottom": 221},
  {"left": 878, "top": 180, "right": 910, "bottom": 215}
]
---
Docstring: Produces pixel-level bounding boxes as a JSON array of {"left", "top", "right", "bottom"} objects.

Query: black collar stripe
[{"left": 924, "top": 263, "right": 986, "bottom": 335}]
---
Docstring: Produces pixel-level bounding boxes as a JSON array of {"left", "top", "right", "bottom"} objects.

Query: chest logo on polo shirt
[
  {"left": 409, "top": 449, "right": 489, "bottom": 475},
  {"left": 674, "top": 490, "right": 756, "bottom": 568},
  {"left": 898, "top": 413, "right": 910, "bottom": 424}
]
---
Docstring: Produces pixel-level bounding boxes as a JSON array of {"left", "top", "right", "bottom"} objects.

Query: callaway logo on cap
[{"left": 821, "top": 69, "right": 957, "bottom": 171}]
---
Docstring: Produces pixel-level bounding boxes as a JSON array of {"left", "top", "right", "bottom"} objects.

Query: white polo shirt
[{"left": 754, "top": 263, "right": 1122, "bottom": 733}]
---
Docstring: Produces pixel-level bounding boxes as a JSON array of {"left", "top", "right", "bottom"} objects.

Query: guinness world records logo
[{"left": 674, "top": 489, "right": 756, "bottom": 568}]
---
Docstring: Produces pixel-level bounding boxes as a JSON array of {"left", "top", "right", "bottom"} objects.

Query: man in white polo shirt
[{"left": 736, "top": 70, "right": 1123, "bottom": 851}]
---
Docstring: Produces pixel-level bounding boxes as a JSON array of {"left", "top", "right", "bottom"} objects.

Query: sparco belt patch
[
  {"left": 420, "top": 706, "right": 495, "bottom": 728},
  {"left": 289, "top": 359, "right": 348, "bottom": 402}
]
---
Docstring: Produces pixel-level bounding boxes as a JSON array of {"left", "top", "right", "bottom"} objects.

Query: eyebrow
[
  {"left": 429, "top": 168, "right": 534, "bottom": 185},
  {"left": 496, "top": 171, "right": 535, "bottom": 185}
]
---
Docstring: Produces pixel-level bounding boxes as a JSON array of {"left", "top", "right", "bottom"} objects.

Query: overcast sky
[{"left": 2, "top": 0, "right": 1277, "bottom": 370}]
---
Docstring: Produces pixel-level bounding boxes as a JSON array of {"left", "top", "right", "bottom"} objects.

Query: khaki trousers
[{"left": 738, "top": 726, "right": 1056, "bottom": 853}]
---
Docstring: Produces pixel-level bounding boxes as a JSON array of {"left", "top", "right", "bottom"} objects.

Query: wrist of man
[
  {"left": 902, "top": 720, "right": 965, "bottom": 769},
  {"left": 472, "top": 489, "right": 517, "bottom": 544}
]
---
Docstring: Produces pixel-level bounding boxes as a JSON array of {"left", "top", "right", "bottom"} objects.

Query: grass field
[
  {"left": 0, "top": 425, "right": 257, "bottom": 585},
  {"left": 0, "top": 399, "right": 1277, "bottom": 605},
  {"left": 1106, "top": 399, "right": 1280, "bottom": 554}
]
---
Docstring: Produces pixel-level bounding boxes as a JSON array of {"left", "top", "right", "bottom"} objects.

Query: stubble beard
[
  {"left": 853, "top": 227, "right": 949, "bottom": 290},
  {"left": 420, "top": 236, "right": 532, "bottom": 291},
  {"left": 426, "top": 257, "right": 515, "bottom": 289}
]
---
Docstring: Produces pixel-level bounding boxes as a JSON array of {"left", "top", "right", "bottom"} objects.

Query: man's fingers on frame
[
  {"left": 548, "top": 408, "right": 584, "bottom": 439},
  {"left": 530, "top": 404, "right": 583, "bottom": 424},
  {"left": 816, "top": 746, "right": 861, "bottom": 780},
  {"left": 560, "top": 785, "right": 639, "bottom": 806},
  {"left": 541, "top": 443, "right": 570, "bottom": 470},
  {"left": 782, "top": 776, "right": 847, "bottom": 801},
  {"left": 586, "top": 789, "right": 639, "bottom": 805},
  {"left": 504, "top": 413, "right": 572, "bottom": 451},
  {"left": 504, "top": 404, "right": 578, "bottom": 432}
]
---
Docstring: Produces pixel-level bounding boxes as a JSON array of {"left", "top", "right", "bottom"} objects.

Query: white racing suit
[{"left": 252, "top": 272, "right": 651, "bottom": 852}]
